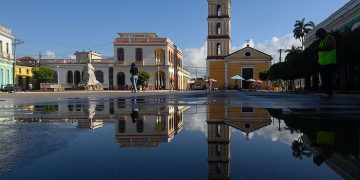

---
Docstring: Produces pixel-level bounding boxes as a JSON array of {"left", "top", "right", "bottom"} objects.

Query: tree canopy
[
  {"left": 32, "top": 67, "right": 54, "bottom": 83},
  {"left": 137, "top": 71, "right": 151, "bottom": 86}
]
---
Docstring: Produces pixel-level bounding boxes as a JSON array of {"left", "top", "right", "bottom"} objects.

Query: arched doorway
[
  {"left": 95, "top": 70, "right": 104, "bottom": 83},
  {"left": 18, "top": 76, "right": 24, "bottom": 89},
  {"left": 117, "top": 72, "right": 125, "bottom": 89},
  {"left": 155, "top": 48, "right": 165, "bottom": 65},
  {"left": 154, "top": 70, "right": 166, "bottom": 90},
  {"left": 67, "top": 71, "right": 73, "bottom": 84},
  {"left": 74, "top": 71, "right": 81, "bottom": 85}
]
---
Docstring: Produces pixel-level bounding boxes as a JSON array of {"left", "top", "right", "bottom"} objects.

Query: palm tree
[
  {"left": 293, "top": 18, "right": 315, "bottom": 49},
  {"left": 285, "top": 46, "right": 303, "bottom": 61}
]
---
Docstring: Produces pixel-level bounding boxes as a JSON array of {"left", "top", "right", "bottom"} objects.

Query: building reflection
[
  {"left": 206, "top": 100, "right": 271, "bottom": 179},
  {"left": 269, "top": 109, "right": 360, "bottom": 180},
  {"left": 116, "top": 104, "right": 190, "bottom": 147},
  {"left": 11, "top": 98, "right": 190, "bottom": 147}
]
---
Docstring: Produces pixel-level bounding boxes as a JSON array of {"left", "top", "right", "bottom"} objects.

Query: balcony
[
  {"left": 0, "top": 53, "right": 13, "bottom": 61},
  {"left": 155, "top": 59, "right": 165, "bottom": 66},
  {"left": 134, "top": 61, "right": 144, "bottom": 66}
]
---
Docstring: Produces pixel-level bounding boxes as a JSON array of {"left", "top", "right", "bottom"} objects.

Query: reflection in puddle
[
  {"left": 116, "top": 105, "right": 189, "bottom": 147},
  {"left": 0, "top": 98, "right": 359, "bottom": 179}
]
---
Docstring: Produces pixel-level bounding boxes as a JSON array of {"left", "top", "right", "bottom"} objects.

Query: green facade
[{"left": 0, "top": 61, "right": 13, "bottom": 89}]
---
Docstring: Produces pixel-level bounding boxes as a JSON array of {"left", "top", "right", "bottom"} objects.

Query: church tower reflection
[
  {"left": 207, "top": 101, "right": 231, "bottom": 179},
  {"left": 206, "top": 99, "right": 272, "bottom": 179}
]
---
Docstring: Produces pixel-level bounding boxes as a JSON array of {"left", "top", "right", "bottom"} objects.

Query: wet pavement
[{"left": 0, "top": 92, "right": 360, "bottom": 179}]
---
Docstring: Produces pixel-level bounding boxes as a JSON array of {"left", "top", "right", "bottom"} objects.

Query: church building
[{"left": 206, "top": 0, "right": 272, "bottom": 89}]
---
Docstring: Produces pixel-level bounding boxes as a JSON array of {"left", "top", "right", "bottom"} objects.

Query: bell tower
[{"left": 206, "top": 0, "right": 231, "bottom": 87}]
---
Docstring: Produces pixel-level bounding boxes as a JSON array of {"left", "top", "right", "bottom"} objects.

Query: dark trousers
[{"left": 320, "top": 64, "right": 335, "bottom": 95}]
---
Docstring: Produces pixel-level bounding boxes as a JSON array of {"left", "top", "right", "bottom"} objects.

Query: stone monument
[{"left": 77, "top": 63, "right": 103, "bottom": 91}]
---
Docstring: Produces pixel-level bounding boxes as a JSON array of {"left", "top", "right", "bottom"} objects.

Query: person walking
[
  {"left": 130, "top": 63, "right": 139, "bottom": 93},
  {"left": 169, "top": 75, "right": 174, "bottom": 92},
  {"left": 316, "top": 28, "right": 337, "bottom": 97},
  {"left": 207, "top": 77, "right": 212, "bottom": 91}
]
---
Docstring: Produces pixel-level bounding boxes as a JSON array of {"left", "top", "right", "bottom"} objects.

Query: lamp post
[
  {"left": 56, "top": 65, "right": 60, "bottom": 85},
  {"left": 12, "top": 38, "right": 23, "bottom": 85}
]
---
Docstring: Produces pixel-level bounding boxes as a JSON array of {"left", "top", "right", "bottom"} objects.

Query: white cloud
[
  {"left": 183, "top": 42, "right": 207, "bottom": 77},
  {"left": 253, "top": 121, "right": 303, "bottom": 145},
  {"left": 183, "top": 106, "right": 208, "bottom": 135},
  {"left": 182, "top": 34, "right": 301, "bottom": 76},
  {"left": 69, "top": 54, "right": 76, "bottom": 59},
  {"left": 43, "top": 50, "right": 56, "bottom": 58},
  {"left": 238, "top": 34, "right": 301, "bottom": 64}
]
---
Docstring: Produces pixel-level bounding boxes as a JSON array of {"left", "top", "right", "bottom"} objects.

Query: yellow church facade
[{"left": 206, "top": 0, "right": 272, "bottom": 89}]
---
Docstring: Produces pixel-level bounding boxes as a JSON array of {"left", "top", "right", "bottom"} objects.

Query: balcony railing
[
  {"left": 0, "top": 53, "right": 13, "bottom": 60},
  {"left": 155, "top": 59, "right": 165, "bottom": 66}
]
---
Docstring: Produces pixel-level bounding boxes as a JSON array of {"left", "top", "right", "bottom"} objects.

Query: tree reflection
[{"left": 291, "top": 138, "right": 312, "bottom": 160}]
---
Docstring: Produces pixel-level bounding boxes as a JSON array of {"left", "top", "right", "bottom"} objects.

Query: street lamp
[
  {"left": 12, "top": 38, "right": 24, "bottom": 85},
  {"left": 56, "top": 65, "right": 60, "bottom": 85}
]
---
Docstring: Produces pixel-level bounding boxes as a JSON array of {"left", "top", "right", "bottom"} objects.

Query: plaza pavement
[{"left": 0, "top": 90, "right": 360, "bottom": 110}]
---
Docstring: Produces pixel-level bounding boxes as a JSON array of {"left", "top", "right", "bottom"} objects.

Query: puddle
[{"left": 0, "top": 97, "right": 359, "bottom": 179}]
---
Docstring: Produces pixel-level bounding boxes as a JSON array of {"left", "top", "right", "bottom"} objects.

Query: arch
[
  {"left": 136, "top": 118, "right": 144, "bottom": 133},
  {"left": 68, "top": 104, "right": 74, "bottom": 111},
  {"left": 117, "top": 99, "right": 126, "bottom": 108},
  {"left": 18, "top": 76, "right": 24, "bottom": 89},
  {"left": 117, "top": 48, "right": 124, "bottom": 62},
  {"left": 156, "top": 116, "right": 166, "bottom": 132},
  {"left": 0, "top": 68, "right": 3, "bottom": 86},
  {"left": 6, "top": 69, "right": 10, "bottom": 84},
  {"left": 155, "top": 48, "right": 165, "bottom": 65},
  {"left": 216, "top": 43, "right": 221, "bottom": 55},
  {"left": 117, "top": 72, "right": 126, "bottom": 89},
  {"left": 217, "top": 124, "right": 222, "bottom": 137},
  {"left": 216, "top": 23, "right": 221, "bottom": 35},
  {"left": 67, "top": 71, "right": 73, "bottom": 84},
  {"left": 135, "top": 48, "right": 143, "bottom": 61},
  {"left": 74, "top": 71, "right": 81, "bottom": 85},
  {"left": 95, "top": 103, "right": 104, "bottom": 111},
  {"left": 217, "top": 4, "right": 221, "bottom": 16},
  {"left": 154, "top": 70, "right": 166, "bottom": 90},
  {"left": 75, "top": 104, "right": 82, "bottom": 111},
  {"left": 52, "top": 71, "right": 58, "bottom": 84},
  {"left": 118, "top": 120, "right": 125, "bottom": 133},
  {"left": 95, "top": 70, "right": 104, "bottom": 83}
]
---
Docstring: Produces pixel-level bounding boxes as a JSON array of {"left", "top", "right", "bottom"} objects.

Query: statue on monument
[{"left": 77, "top": 61, "right": 103, "bottom": 91}]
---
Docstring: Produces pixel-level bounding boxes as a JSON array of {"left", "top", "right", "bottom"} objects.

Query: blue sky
[{"left": 1, "top": 0, "right": 349, "bottom": 63}]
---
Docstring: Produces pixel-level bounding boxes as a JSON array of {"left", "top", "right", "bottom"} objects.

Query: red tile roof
[{"left": 17, "top": 56, "right": 37, "bottom": 61}]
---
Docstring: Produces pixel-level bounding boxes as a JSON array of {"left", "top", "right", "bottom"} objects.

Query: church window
[
  {"left": 217, "top": 5, "right": 221, "bottom": 16},
  {"left": 217, "top": 124, "right": 222, "bottom": 137},
  {"left": 245, "top": 52, "right": 252, "bottom": 57},
  {"left": 216, "top": 144, "right": 222, "bottom": 156},
  {"left": 216, "top": 43, "right": 221, "bottom": 55},
  {"left": 217, "top": 23, "right": 221, "bottom": 35}
]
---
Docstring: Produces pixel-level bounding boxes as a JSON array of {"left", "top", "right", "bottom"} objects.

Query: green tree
[
  {"left": 137, "top": 71, "right": 151, "bottom": 86},
  {"left": 293, "top": 18, "right": 315, "bottom": 48},
  {"left": 259, "top": 70, "right": 268, "bottom": 81},
  {"left": 32, "top": 67, "right": 54, "bottom": 83}
]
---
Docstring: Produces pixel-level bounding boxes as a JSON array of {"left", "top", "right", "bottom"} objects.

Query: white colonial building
[
  {"left": 0, "top": 24, "right": 14, "bottom": 89},
  {"left": 113, "top": 33, "right": 191, "bottom": 90},
  {"left": 41, "top": 51, "right": 113, "bottom": 89},
  {"left": 40, "top": 33, "right": 191, "bottom": 90}
]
